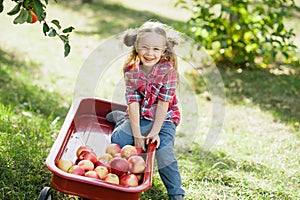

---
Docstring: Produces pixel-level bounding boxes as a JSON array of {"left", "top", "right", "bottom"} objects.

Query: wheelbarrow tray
[{"left": 46, "top": 98, "right": 156, "bottom": 200}]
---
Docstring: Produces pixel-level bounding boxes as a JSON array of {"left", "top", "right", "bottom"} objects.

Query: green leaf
[
  {"left": 51, "top": 19, "right": 61, "bottom": 29},
  {"left": 59, "top": 35, "right": 69, "bottom": 43},
  {"left": 62, "top": 26, "right": 75, "bottom": 33},
  {"left": 13, "top": 9, "right": 29, "bottom": 24},
  {"left": 43, "top": 22, "right": 50, "bottom": 36},
  {"left": 0, "top": 0, "right": 4, "bottom": 13},
  {"left": 31, "top": 0, "right": 46, "bottom": 21},
  {"left": 48, "top": 28, "right": 57, "bottom": 37},
  {"left": 277, "top": 24, "right": 284, "bottom": 33},
  {"left": 7, "top": 2, "right": 22, "bottom": 16},
  {"left": 64, "top": 42, "right": 71, "bottom": 57},
  {"left": 26, "top": 10, "right": 33, "bottom": 23}
]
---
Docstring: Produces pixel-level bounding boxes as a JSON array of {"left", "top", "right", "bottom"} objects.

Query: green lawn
[{"left": 0, "top": 0, "right": 299, "bottom": 199}]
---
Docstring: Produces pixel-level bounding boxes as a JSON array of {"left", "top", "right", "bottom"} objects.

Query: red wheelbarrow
[{"left": 39, "top": 98, "right": 156, "bottom": 200}]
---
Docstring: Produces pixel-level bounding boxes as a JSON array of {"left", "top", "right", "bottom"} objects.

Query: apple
[
  {"left": 128, "top": 155, "right": 146, "bottom": 174},
  {"left": 68, "top": 165, "right": 85, "bottom": 176},
  {"left": 94, "top": 159, "right": 111, "bottom": 172},
  {"left": 120, "top": 174, "right": 139, "bottom": 187},
  {"left": 103, "top": 173, "right": 120, "bottom": 184},
  {"left": 94, "top": 166, "right": 109, "bottom": 179},
  {"left": 105, "top": 143, "right": 121, "bottom": 156},
  {"left": 57, "top": 159, "right": 73, "bottom": 172},
  {"left": 78, "top": 151, "right": 98, "bottom": 164},
  {"left": 86, "top": 151, "right": 98, "bottom": 163},
  {"left": 110, "top": 157, "right": 129, "bottom": 176},
  {"left": 121, "top": 145, "right": 138, "bottom": 159},
  {"left": 85, "top": 170, "right": 99, "bottom": 179},
  {"left": 76, "top": 145, "right": 94, "bottom": 157},
  {"left": 78, "top": 159, "right": 94, "bottom": 171},
  {"left": 29, "top": 10, "right": 38, "bottom": 23},
  {"left": 97, "top": 153, "right": 113, "bottom": 162}
]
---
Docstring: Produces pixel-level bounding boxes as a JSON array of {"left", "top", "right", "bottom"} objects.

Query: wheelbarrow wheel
[{"left": 38, "top": 187, "right": 52, "bottom": 200}]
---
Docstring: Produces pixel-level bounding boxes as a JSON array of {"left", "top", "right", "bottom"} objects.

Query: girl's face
[{"left": 135, "top": 32, "right": 166, "bottom": 69}]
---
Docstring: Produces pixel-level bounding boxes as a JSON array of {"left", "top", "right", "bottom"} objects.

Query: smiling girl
[{"left": 107, "top": 21, "right": 185, "bottom": 200}]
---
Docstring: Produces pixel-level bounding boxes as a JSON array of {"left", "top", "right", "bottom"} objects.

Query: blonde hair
[{"left": 123, "top": 21, "right": 180, "bottom": 71}]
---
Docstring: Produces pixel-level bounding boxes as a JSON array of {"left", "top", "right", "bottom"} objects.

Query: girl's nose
[{"left": 146, "top": 48, "right": 154, "bottom": 55}]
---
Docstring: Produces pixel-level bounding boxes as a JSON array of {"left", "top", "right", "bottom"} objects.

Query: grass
[{"left": 0, "top": 0, "right": 300, "bottom": 199}]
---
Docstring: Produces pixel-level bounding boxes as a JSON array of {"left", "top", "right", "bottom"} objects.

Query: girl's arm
[
  {"left": 128, "top": 102, "right": 146, "bottom": 149},
  {"left": 146, "top": 100, "right": 169, "bottom": 148}
]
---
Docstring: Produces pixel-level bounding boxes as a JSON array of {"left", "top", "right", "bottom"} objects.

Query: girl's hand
[
  {"left": 134, "top": 136, "right": 146, "bottom": 151},
  {"left": 146, "top": 133, "right": 160, "bottom": 148}
]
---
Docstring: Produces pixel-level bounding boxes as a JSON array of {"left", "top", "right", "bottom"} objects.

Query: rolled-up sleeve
[{"left": 158, "top": 69, "right": 178, "bottom": 102}]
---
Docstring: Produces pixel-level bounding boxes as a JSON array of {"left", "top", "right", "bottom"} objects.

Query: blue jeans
[{"left": 111, "top": 118, "right": 185, "bottom": 196}]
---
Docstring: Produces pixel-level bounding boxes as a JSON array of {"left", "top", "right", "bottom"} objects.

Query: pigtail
[
  {"left": 123, "top": 28, "right": 138, "bottom": 47},
  {"left": 123, "top": 28, "right": 139, "bottom": 70}
]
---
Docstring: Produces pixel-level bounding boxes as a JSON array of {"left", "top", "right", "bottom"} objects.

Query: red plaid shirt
[{"left": 124, "top": 60, "right": 181, "bottom": 125}]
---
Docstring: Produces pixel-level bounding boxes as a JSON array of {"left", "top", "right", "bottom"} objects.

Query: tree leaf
[
  {"left": 48, "top": 28, "right": 57, "bottom": 37},
  {"left": 59, "top": 35, "right": 69, "bottom": 43},
  {"left": 0, "top": 0, "right": 4, "bottom": 13},
  {"left": 31, "top": 0, "right": 46, "bottom": 21},
  {"left": 277, "top": 24, "right": 284, "bottom": 33},
  {"left": 64, "top": 42, "right": 71, "bottom": 57},
  {"left": 51, "top": 19, "right": 61, "bottom": 29},
  {"left": 62, "top": 26, "right": 75, "bottom": 33},
  {"left": 43, "top": 22, "right": 50, "bottom": 36},
  {"left": 26, "top": 10, "right": 33, "bottom": 23},
  {"left": 13, "top": 9, "right": 29, "bottom": 24},
  {"left": 7, "top": 2, "right": 22, "bottom": 16}
]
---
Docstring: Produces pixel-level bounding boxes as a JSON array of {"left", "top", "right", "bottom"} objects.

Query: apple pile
[{"left": 56, "top": 143, "right": 146, "bottom": 187}]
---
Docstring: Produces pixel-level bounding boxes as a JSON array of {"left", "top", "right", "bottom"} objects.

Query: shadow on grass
[
  {"left": 0, "top": 48, "right": 68, "bottom": 119},
  {"left": 58, "top": 0, "right": 186, "bottom": 37},
  {"left": 220, "top": 67, "right": 300, "bottom": 125},
  {"left": 189, "top": 66, "right": 300, "bottom": 126}
]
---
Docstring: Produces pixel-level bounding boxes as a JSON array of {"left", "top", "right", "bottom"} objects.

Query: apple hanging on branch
[{"left": 0, "top": 0, "right": 75, "bottom": 57}]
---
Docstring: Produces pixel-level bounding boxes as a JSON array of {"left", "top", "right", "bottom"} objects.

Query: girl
[{"left": 107, "top": 21, "right": 185, "bottom": 200}]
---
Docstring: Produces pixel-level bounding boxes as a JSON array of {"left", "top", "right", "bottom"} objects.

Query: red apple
[
  {"left": 85, "top": 170, "right": 99, "bottom": 179},
  {"left": 106, "top": 143, "right": 121, "bottom": 156},
  {"left": 103, "top": 173, "right": 119, "bottom": 184},
  {"left": 110, "top": 157, "right": 129, "bottom": 176},
  {"left": 76, "top": 145, "right": 94, "bottom": 157},
  {"left": 97, "top": 153, "right": 113, "bottom": 162},
  {"left": 128, "top": 155, "right": 146, "bottom": 174},
  {"left": 78, "top": 151, "right": 98, "bottom": 164},
  {"left": 94, "top": 166, "right": 109, "bottom": 179},
  {"left": 78, "top": 159, "right": 94, "bottom": 171},
  {"left": 121, "top": 145, "right": 138, "bottom": 159},
  {"left": 68, "top": 165, "right": 85, "bottom": 176},
  {"left": 120, "top": 174, "right": 139, "bottom": 187},
  {"left": 57, "top": 159, "right": 73, "bottom": 172}
]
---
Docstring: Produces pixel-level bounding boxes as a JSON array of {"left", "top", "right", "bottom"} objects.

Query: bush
[{"left": 176, "top": 0, "right": 300, "bottom": 68}]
